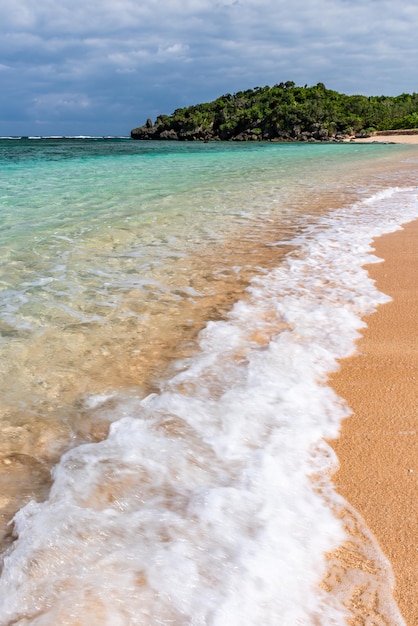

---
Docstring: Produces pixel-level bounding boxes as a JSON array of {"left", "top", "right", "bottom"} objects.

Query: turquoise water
[
  {"left": 0, "top": 139, "right": 409, "bottom": 330},
  {"left": 0, "top": 138, "right": 417, "bottom": 625}
]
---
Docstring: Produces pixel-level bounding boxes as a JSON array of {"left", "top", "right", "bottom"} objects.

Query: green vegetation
[{"left": 131, "top": 82, "right": 418, "bottom": 141}]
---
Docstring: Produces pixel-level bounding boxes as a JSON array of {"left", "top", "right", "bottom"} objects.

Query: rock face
[
  {"left": 131, "top": 124, "right": 214, "bottom": 142},
  {"left": 130, "top": 121, "right": 344, "bottom": 142}
]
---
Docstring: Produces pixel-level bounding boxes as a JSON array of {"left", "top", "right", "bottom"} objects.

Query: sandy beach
[
  {"left": 330, "top": 218, "right": 418, "bottom": 624},
  {"left": 351, "top": 131, "right": 418, "bottom": 144}
]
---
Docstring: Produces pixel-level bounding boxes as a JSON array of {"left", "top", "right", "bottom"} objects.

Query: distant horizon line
[{"left": 0, "top": 135, "right": 132, "bottom": 140}]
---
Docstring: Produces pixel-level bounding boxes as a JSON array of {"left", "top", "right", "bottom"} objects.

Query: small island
[{"left": 131, "top": 82, "right": 418, "bottom": 142}]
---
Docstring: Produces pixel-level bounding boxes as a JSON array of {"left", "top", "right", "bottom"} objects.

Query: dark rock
[
  {"left": 131, "top": 115, "right": 348, "bottom": 143},
  {"left": 159, "top": 129, "right": 178, "bottom": 140},
  {"left": 130, "top": 125, "right": 156, "bottom": 139}
]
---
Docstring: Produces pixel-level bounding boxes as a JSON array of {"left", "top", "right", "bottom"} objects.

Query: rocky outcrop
[
  {"left": 131, "top": 120, "right": 345, "bottom": 142},
  {"left": 131, "top": 123, "right": 214, "bottom": 141}
]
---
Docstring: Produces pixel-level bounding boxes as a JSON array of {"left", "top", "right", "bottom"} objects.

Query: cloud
[
  {"left": 0, "top": 0, "right": 418, "bottom": 135},
  {"left": 33, "top": 93, "right": 92, "bottom": 112}
]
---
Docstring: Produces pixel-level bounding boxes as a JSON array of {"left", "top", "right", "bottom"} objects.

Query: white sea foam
[{"left": 1, "top": 187, "right": 417, "bottom": 625}]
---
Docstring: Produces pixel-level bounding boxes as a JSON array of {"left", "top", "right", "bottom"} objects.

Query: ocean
[{"left": 0, "top": 137, "right": 417, "bottom": 625}]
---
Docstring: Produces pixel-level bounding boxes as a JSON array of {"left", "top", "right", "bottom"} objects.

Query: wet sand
[{"left": 330, "top": 218, "right": 418, "bottom": 625}]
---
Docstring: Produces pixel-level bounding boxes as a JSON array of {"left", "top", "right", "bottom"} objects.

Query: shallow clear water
[{"left": 0, "top": 138, "right": 417, "bottom": 625}]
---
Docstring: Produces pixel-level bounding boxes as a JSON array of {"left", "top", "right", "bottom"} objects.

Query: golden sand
[
  {"left": 330, "top": 219, "right": 418, "bottom": 625},
  {"left": 351, "top": 132, "right": 418, "bottom": 144}
]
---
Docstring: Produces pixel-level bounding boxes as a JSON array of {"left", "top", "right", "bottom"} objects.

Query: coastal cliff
[{"left": 131, "top": 82, "right": 418, "bottom": 142}]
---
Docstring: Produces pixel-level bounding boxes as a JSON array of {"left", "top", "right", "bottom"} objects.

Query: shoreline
[
  {"left": 350, "top": 132, "right": 418, "bottom": 144},
  {"left": 330, "top": 218, "right": 418, "bottom": 624}
]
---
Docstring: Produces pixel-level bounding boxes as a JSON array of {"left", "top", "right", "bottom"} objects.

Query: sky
[{"left": 1, "top": 0, "right": 418, "bottom": 136}]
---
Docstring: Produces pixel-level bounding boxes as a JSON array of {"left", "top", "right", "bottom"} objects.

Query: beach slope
[
  {"left": 330, "top": 218, "right": 418, "bottom": 625},
  {"left": 352, "top": 131, "right": 418, "bottom": 144}
]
